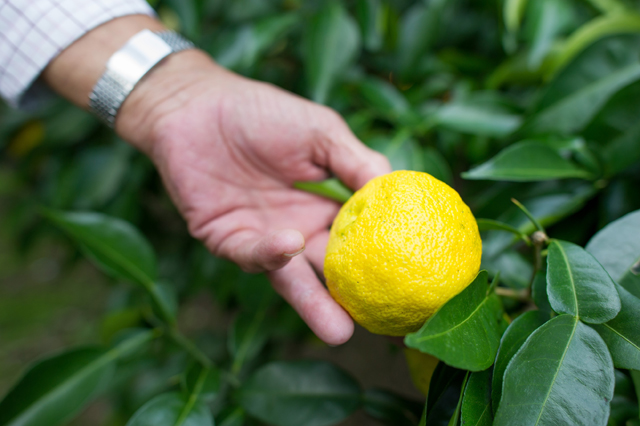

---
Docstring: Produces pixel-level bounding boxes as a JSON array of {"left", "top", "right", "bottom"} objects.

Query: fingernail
[{"left": 284, "top": 247, "right": 305, "bottom": 257}]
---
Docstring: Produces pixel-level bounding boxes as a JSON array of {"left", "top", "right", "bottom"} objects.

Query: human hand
[{"left": 117, "top": 50, "right": 391, "bottom": 345}]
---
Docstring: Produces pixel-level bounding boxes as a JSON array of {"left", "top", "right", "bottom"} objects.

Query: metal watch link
[{"left": 89, "top": 30, "right": 194, "bottom": 127}]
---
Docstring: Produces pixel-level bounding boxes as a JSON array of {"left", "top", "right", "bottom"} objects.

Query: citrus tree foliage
[{"left": 1, "top": 0, "right": 640, "bottom": 425}]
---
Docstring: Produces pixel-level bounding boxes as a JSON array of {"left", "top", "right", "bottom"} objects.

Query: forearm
[
  {"left": 42, "top": 15, "right": 165, "bottom": 108},
  {"left": 41, "top": 14, "right": 222, "bottom": 153}
]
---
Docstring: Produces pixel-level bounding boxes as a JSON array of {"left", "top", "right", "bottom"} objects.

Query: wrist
[{"left": 115, "top": 49, "right": 229, "bottom": 154}]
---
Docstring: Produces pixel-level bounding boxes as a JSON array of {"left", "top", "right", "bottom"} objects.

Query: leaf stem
[
  {"left": 511, "top": 198, "right": 545, "bottom": 234},
  {"left": 494, "top": 287, "right": 530, "bottom": 302},
  {"left": 168, "top": 327, "right": 212, "bottom": 368}
]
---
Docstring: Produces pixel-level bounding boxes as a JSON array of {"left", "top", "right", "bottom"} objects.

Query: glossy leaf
[
  {"left": 536, "top": 34, "right": 640, "bottom": 112},
  {"left": 601, "top": 121, "right": 640, "bottom": 176},
  {"left": 494, "top": 315, "right": 614, "bottom": 426},
  {"left": 405, "top": 271, "right": 504, "bottom": 371},
  {"left": 43, "top": 210, "right": 176, "bottom": 324},
  {"left": 526, "top": 0, "right": 574, "bottom": 68},
  {"left": 125, "top": 392, "right": 213, "bottom": 426},
  {"left": 43, "top": 210, "right": 156, "bottom": 286},
  {"left": 362, "top": 388, "right": 422, "bottom": 426},
  {"left": 424, "top": 363, "right": 466, "bottom": 426},
  {"left": 238, "top": 361, "right": 361, "bottom": 426},
  {"left": 303, "top": 1, "right": 360, "bottom": 104},
  {"left": 432, "top": 103, "right": 522, "bottom": 138},
  {"left": 491, "top": 311, "right": 546, "bottom": 415},
  {"left": 545, "top": 14, "right": 640, "bottom": 78},
  {"left": 519, "top": 63, "right": 640, "bottom": 136},
  {"left": 461, "top": 369, "right": 492, "bottom": 426},
  {"left": 359, "top": 77, "right": 410, "bottom": 119},
  {"left": 586, "top": 210, "right": 640, "bottom": 298},
  {"left": 368, "top": 135, "right": 425, "bottom": 172},
  {"left": 397, "top": 0, "right": 449, "bottom": 80},
  {"left": 294, "top": 178, "right": 353, "bottom": 203},
  {"left": 591, "top": 283, "right": 640, "bottom": 370},
  {"left": 547, "top": 239, "right": 621, "bottom": 323},
  {"left": 0, "top": 331, "right": 154, "bottom": 426},
  {"left": 464, "top": 140, "right": 593, "bottom": 181}
]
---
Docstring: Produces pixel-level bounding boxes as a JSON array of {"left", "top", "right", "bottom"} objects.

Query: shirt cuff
[{"left": 0, "top": 0, "right": 155, "bottom": 109}]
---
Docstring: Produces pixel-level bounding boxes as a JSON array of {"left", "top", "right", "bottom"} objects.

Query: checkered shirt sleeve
[{"left": 0, "top": 0, "right": 155, "bottom": 108}]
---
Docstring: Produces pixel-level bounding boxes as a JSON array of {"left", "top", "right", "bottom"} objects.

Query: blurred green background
[{"left": 2, "top": 0, "right": 640, "bottom": 424}]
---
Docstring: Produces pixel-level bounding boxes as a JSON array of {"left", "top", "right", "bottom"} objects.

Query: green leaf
[
  {"left": 397, "top": 0, "right": 450, "bottom": 81},
  {"left": 424, "top": 363, "right": 466, "bottom": 426},
  {"left": 423, "top": 147, "right": 454, "bottom": 186},
  {"left": 532, "top": 270, "right": 553, "bottom": 316},
  {"left": 356, "top": 0, "right": 384, "bottom": 51},
  {"left": 526, "top": 0, "right": 574, "bottom": 69},
  {"left": 359, "top": 77, "right": 410, "bottom": 119},
  {"left": 163, "top": 0, "right": 200, "bottom": 39},
  {"left": 462, "top": 141, "right": 594, "bottom": 181},
  {"left": 125, "top": 392, "right": 213, "bottom": 426},
  {"left": 586, "top": 210, "right": 640, "bottom": 298},
  {"left": 294, "top": 178, "right": 353, "bottom": 203},
  {"left": 536, "top": 34, "right": 640, "bottom": 112},
  {"left": 432, "top": 103, "right": 522, "bottom": 138},
  {"left": 460, "top": 369, "right": 493, "bottom": 426},
  {"left": 303, "top": 1, "right": 360, "bottom": 104},
  {"left": 368, "top": 135, "right": 425, "bottom": 172},
  {"left": 228, "top": 309, "right": 271, "bottom": 374},
  {"left": 238, "top": 361, "right": 361, "bottom": 426},
  {"left": 212, "top": 14, "right": 298, "bottom": 72},
  {"left": 43, "top": 210, "right": 156, "bottom": 286},
  {"left": 491, "top": 311, "right": 547, "bottom": 415},
  {"left": 405, "top": 271, "right": 504, "bottom": 371},
  {"left": 504, "top": 0, "right": 529, "bottom": 34},
  {"left": 547, "top": 239, "right": 621, "bottom": 323},
  {"left": 601, "top": 120, "right": 640, "bottom": 176},
  {"left": 218, "top": 409, "right": 245, "bottom": 426},
  {"left": 545, "top": 14, "right": 640, "bottom": 78},
  {"left": 42, "top": 210, "right": 176, "bottom": 324},
  {"left": 447, "top": 372, "right": 468, "bottom": 426},
  {"left": 590, "top": 283, "right": 640, "bottom": 370},
  {"left": 183, "top": 363, "right": 221, "bottom": 400},
  {"left": 0, "top": 331, "right": 154, "bottom": 426},
  {"left": 362, "top": 389, "right": 422, "bottom": 426},
  {"left": 494, "top": 315, "right": 615, "bottom": 426},
  {"left": 519, "top": 63, "right": 640, "bottom": 136},
  {"left": 476, "top": 218, "right": 530, "bottom": 243}
]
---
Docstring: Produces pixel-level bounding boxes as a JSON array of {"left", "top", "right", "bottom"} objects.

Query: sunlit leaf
[
  {"left": 463, "top": 140, "right": 594, "bottom": 182},
  {"left": 405, "top": 271, "right": 504, "bottom": 371}
]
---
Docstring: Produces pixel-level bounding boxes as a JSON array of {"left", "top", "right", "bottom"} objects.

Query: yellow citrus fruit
[{"left": 324, "top": 170, "right": 482, "bottom": 336}]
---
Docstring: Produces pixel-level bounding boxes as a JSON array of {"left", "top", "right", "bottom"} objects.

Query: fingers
[
  {"left": 317, "top": 111, "right": 392, "bottom": 190},
  {"left": 218, "top": 228, "right": 306, "bottom": 273},
  {"left": 306, "top": 231, "right": 330, "bottom": 278},
  {"left": 267, "top": 255, "right": 354, "bottom": 345}
]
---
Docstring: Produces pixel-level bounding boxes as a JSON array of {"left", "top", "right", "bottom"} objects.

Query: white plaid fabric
[{"left": 0, "top": 0, "right": 155, "bottom": 108}]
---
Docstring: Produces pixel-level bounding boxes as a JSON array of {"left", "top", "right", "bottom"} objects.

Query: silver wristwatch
[{"left": 89, "top": 29, "right": 194, "bottom": 127}]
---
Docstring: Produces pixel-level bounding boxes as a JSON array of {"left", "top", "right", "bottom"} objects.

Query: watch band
[{"left": 89, "top": 29, "right": 194, "bottom": 127}]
